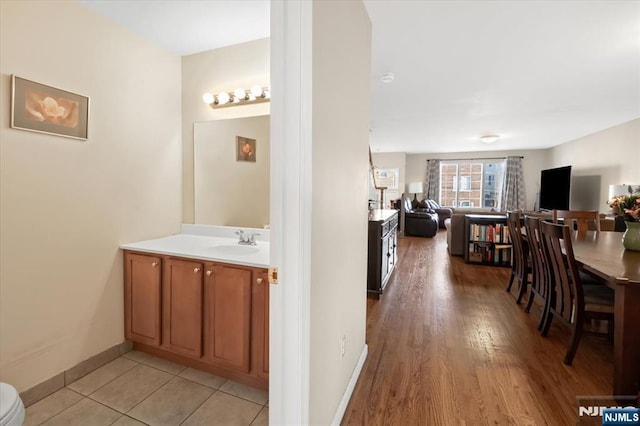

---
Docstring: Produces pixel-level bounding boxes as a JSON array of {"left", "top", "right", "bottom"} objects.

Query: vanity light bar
[{"left": 202, "top": 85, "right": 270, "bottom": 109}]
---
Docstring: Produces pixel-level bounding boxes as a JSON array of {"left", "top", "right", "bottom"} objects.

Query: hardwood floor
[{"left": 342, "top": 230, "right": 615, "bottom": 426}]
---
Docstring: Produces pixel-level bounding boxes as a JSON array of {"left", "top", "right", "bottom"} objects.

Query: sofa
[
  {"left": 403, "top": 197, "right": 439, "bottom": 237},
  {"left": 445, "top": 209, "right": 506, "bottom": 256},
  {"left": 416, "top": 199, "right": 453, "bottom": 229}
]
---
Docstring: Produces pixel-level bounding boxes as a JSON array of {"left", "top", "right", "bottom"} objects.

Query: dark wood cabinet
[
  {"left": 367, "top": 209, "right": 399, "bottom": 298},
  {"left": 162, "top": 258, "right": 204, "bottom": 358},
  {"left": 204, "top": 264, "right": 252, "bottom": 373},
  {"left": 124, "top": 253, "right": 162, "bottom": 346}
]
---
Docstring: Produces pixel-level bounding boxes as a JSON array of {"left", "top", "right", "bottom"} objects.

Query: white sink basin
[{"left": 208, "top": 245, "right": 260, "bottom": 256}]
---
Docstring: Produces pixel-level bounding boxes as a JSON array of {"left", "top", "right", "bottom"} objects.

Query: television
[{"left": 538, "top": 166, "right": 572, "bottom": 211}]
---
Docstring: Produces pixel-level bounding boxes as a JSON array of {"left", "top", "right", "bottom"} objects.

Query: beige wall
[
  {"left": 0, "top": 1, "right": 182, "bottom": 391},
  {"left": 194, "top": 116, "right": 270, "bottom": 227},
  {"left": 405, "top": 149, "right": 549, "bottom": 210},
  {"left": 310, "top": 1, "right": 371, "bottom": 424},
  {"left": 182, "top": 39, "right": 270, "bottom": 224},
  {"left": 549, "top": 118, "right": 640, "bottom": 212}
]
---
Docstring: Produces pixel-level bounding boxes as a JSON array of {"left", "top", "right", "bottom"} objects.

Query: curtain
[
  {"left": 424, "top": 159, "right": 440, "bottom": 201},
  {"left": 501, "top": 156, "right": 526, "bottom": 211}
]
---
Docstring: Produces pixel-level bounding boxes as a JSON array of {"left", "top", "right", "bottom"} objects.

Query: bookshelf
[{"left": 463, "top": 214, "right": 512, "bottom": 267}]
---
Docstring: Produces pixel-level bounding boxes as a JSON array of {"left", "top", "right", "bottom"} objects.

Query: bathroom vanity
[{"left": 120, "top": 225, "right": 269, "bottom": 390}]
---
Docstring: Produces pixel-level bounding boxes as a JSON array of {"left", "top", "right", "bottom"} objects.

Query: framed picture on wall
[
  {"left": 11, "top": 75, "right": 89, "bottom": 140},
  {"left": 236, "top": 136, "right": 256, "bottom": 162}
]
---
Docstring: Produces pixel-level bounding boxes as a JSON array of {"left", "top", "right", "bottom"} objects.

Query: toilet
[{"left": 0, "top": 382, "right": 25, "bottom": 426}]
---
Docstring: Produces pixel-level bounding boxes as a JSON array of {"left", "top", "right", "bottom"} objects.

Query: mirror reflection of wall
[{"left": 194, "top": 115, "right": 270, "bottom": 228}]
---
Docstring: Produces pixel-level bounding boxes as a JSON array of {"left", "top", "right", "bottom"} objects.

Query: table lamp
[
  {"left": 408, "top": 182, "right": 424, "bottom": 209},
  {"left": 609, "top": 184, "right": 640, "bottom": 200}
]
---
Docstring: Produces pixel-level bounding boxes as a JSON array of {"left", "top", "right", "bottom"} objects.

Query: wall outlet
[{"left": 340, "top": 335, "right": 346, "bottom": 358}]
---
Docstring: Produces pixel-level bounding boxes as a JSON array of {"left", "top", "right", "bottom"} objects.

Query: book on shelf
[{"left": 470, "top": 223, "right": 512, "bottom": 244}]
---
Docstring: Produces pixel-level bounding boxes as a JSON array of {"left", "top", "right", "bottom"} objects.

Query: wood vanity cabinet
[
  {"left": 124, "top": 253, "right": 162, "bottom": 347},
  {"left": 123, "top": 251, "right": 269, "bottom": 388},
  {"left": 252, "top": 269, "right": 269, "bottom": 379},
  {"left": 162, "top": 258, "right": 204, "bottom": 358},
  {"left": 203, "top": 264, "right": 251, "bottom": 372}
]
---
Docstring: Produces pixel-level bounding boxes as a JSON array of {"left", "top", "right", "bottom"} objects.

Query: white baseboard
[{"left": 330, "top": 344, "right": 368, "bottom": 426}]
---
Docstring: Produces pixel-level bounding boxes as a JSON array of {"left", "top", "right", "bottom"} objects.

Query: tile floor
[{"left": 23, "top": 350, "right": 268, "bottom": 426}]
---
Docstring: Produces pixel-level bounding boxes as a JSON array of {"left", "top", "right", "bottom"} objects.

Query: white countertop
[{"left": 120, "top": 225, "right": 270, "bottom": 268}]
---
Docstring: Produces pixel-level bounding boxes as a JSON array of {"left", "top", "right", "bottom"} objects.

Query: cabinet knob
[
  {"left": 206, "top": 270, "right": 212, "bottom": 276},
  {"left": 257, "top": 278, "right": 264, "bottom": 284},
  {"left": 152, "top": 262, "right": 158, "bottom": 267},
  {"left": 194, "top": 267, "right": 201, "bottom": 273}
]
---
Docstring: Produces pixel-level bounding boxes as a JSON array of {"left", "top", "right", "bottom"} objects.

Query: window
[{"left": 439, "top": 160, "right": 505, "bottom": 209}]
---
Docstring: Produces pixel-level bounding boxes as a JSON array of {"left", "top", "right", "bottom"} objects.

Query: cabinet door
[
  {"left": 162, "top": 258, "right": 203, "bottom": 358},
  {"left": 390, "top": 228, "right": 398, "bottom": 268},
  {"left": 204, "top": 264, "right": 251, "bottom": 372},
  {"left": 124, "top": 252, "right": 162, "bottom": 346},
  {"left": 381, "top": 235, "right": 389, "bottom": 283},
  {"left": 252, "top": 270, "right": 269, "bottom": 378}
]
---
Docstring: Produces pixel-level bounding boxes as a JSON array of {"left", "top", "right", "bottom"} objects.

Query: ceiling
[
  {"left": 78, "top": 1, "right": 640, "bottom": 154},
  {"left": 78, "top": 0, "right": 270, "bottom": 55}
]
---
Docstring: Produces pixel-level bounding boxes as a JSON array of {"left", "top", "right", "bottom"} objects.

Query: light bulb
[
  {"left": 202, "top": 92, "right": 214, "bottom": 104},
  {"left": 251, "top": 85, "right": 263, "bottom": 97},
  {"left": 217, "top": 91, "right": 230, "bottom": 105},
  {"left": 234, "top": 88, "right": 246, "bottom": 101}
]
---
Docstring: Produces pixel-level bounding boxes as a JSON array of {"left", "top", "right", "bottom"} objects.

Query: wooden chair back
[
  {"left": 539, "top": 220, "right": 614, "bottom": 364},
  {"left": 539, "top": 221, "right": 583, "bottom": 327},
  {"left": 523, "top": 216, "right": 550, "bottom": 304},
  {"left": 552, "top": 210, "right": 600, "bottom": 233},
  {"left": 506, "top": 211, "right": 529, "bottom": 303}
]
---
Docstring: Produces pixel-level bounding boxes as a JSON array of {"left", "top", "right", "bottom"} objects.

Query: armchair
[
  {"left": 418, "top": 199, "right": 452, "bottom": 229},
  {"left": 403, "top": 197, "right": 438, "bottom": 237}
]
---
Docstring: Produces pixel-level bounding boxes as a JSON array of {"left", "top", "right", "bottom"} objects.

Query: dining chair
[
  {"left": 505, "top": 211, "right": 530, "bottom": 304},
  {"left": 539, "top": 221, "right": 614, "bottom": 365},
  {"left": 552, "top": 209, "right": 600, "bottom": 233},
  {"left": 554, "top": 209, "right": 610, "bottom": 285},
  {"left": 523, "top": 216, "right": 550, "bottom": 330}
]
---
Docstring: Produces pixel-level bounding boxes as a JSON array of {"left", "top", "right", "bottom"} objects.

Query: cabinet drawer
[
  {"left": 389, "top": 215, "right": 398, "bottom": 231},
  {"left": 382, "top": 220, "right": 390, "bottom": 236}
]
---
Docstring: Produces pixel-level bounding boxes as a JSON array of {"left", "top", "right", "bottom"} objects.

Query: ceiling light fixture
[
  {"left": 202, "top": 85, "right": 270, "bottom": 109},
  {"left": 480, "top": 134, "right": 500, "bottom": 144},
  {"left": 381, "top": 73, "right": 394, "bottom": 83}
]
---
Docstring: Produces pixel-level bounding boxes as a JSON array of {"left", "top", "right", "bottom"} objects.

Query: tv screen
[{"left": 539, "top": 166, "right": 572, "bottom": 211}]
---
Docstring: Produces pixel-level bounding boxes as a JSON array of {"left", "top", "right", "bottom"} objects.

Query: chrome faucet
[{"left": 235, "top": 229, "right": 260, "bottom": 246}]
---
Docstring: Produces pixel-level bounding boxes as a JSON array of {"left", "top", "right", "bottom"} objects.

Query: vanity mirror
[{"left": 194, "top": 115, "right": 270, "bottom": 228}]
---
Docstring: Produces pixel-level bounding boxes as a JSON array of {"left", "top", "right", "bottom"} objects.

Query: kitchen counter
[{"left": 120, "top": 224, "right": 269, "bottom": 268}]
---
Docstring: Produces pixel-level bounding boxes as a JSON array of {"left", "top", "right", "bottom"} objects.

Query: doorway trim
[{"left": 269, "top": 1, "right": 313, "bottom": 424}]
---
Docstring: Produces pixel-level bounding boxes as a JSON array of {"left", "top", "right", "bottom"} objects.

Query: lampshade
[
  {"left": 609, "top": 184, "right": 640, "bottom": 200},
  {"left": 408, "top": 182, "right": 423, "bottom": 194}
]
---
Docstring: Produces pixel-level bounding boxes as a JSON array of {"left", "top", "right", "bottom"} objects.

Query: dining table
[{"left": 569, "top": 230, "right": 640, "bottom": 402}]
